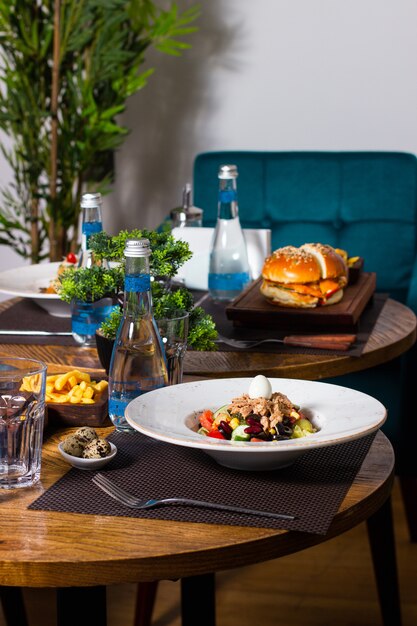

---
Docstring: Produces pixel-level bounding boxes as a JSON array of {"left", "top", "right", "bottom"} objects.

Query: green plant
[
  {"left": 58, "top": 228, "right": 217, "bottom": 351},
  {"left": 0, "top": 0, "right": 199, "bottom": 262}
]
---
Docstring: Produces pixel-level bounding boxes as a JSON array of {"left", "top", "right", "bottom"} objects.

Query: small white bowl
[{"left": 58, "top": 441, "right": 117, "bottom": 470}]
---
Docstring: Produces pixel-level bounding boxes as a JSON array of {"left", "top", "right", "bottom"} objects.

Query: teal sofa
[{"left": 194, "top": 151, "right": 417, "bottom": 538}]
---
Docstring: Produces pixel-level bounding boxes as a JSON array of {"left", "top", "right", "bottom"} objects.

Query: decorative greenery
[
  {"left": 57, "top": 228, "right": 217, "bottom": 351},
  {"left": 91, "top": 229, "right": 192, "bottom": 277},
  {"left": 58, "top": 264, "right": 124, "bottom": 304},
  {"left": 0, "top": 0, "right": 199, "bottom": 262}
]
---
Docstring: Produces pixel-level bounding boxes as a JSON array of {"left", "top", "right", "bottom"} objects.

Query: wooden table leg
[
  {"left": 366, "top": 496, "right": 402, "bottom": 626},
  {"left": 134, "top": 581, "right": 159, "bottom": 626},
  {"left": 56, "top": 586, "right": 107, "bottom": 626},
  {"left": 181, "top": 573, "right": 215, "bottom": 626},
  {"left": 0, "top": 587, "right": 28, "bottom": 626}
]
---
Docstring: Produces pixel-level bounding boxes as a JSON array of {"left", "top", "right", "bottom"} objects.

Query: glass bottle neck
[
  {"left": 123, "top": 256, "right": 152, "bottom": 317},
  {"left": 81, "top": 205, "right": 103, "bottom": 251},
  {"left": 217, "top": 177, "right": 239, "bottom": 220}
]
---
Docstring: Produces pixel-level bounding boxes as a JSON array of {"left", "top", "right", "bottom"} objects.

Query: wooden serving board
[{"left": 226, "top": 272, "right": 376, "bottom": 331}]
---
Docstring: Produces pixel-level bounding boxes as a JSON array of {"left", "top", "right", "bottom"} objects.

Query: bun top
[
  {"left": 300, "top": 243, "right": 347, "bottom": 280},
  {"left": 262, "top": 245, "right": 321, "bottom": 284},
  {"left": 262, "top": 243, "right": 347, "bottom": 284}
]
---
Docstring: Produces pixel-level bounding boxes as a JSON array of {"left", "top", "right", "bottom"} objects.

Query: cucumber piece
[
  {"left": 198, "top": 427, "right": 209, "bottom": 436},
  {"left": 297, "top": 418, "right": 314, "bottom": 433},
  {"left": 231, "top": 425, "right": 250, "bottom": 442},
  {"left": 213, "top": 404, "right": 229, "bottom": 419}
]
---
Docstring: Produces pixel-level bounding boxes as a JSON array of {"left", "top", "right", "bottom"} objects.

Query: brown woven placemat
[
  {"left": 29, "top": 430, "right": 376, "bottom": 535},
  {"left": 0, "top": 299, "right": 75, "bottom": 345}
]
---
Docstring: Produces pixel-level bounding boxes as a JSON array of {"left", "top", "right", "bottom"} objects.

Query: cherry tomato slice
[
  {"left": 199, "top": 409, "right": 214, "bottom": 432},
  {"left": 66, "top": 252, "right": 77, "bottom": 264}
]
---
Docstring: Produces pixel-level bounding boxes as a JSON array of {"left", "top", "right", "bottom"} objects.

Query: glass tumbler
[
  {"left": 156, "top": 310, "right": 189, "bottom": 385},
  {"left": 71, "top": 297, "right": 115, "bottom": 347},
  {"left": 0, "top": 357, "right": 47, "bottom": 489}
]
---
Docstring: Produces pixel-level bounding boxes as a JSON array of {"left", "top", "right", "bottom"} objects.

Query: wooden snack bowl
[{"left": 46, "top": 387, "right": 109, "bottom": 428}]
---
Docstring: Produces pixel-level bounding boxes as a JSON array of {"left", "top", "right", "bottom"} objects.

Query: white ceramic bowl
[
  {"left": 58, "top": 441, "right": 117, "bottom": 470},
  {"left": 125, "top": 378, "right": 387, "bottom": 471},
  {"left": 0, "top": 262, "right": 71, "bottom": 317}
]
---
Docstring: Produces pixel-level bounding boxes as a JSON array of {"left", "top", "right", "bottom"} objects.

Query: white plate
[
  {"left": 0, "top": 263, "right": 71, "bottom": 317},
  {"left": 58, "top": 441, "right": 117, "bottom": 470},
  {"left": 125, "top": 378, "right": 387, "bottom": 471}
]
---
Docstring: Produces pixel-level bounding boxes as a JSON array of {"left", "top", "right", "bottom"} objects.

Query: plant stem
[
  {"left": 70, "top": 172, "right": 83, "bottom": 253},
  {"left": 49, "top": 0, "right": 61, "bottom": 261}
]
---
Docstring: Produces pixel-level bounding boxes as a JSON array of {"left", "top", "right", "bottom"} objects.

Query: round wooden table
[
  {"left": 0, "top": 296, "right": 412, "bottom": 626},
  {"left": 0, "top": 298, "right": 414, "bottom": 380},
  {"left": 0, "top": 430, "right": 400, "bottom": 626}
]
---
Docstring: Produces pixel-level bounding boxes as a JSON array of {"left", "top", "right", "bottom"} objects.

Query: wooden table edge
[{"left": 183, "top": 298, "right": 417, "bottom": 379}]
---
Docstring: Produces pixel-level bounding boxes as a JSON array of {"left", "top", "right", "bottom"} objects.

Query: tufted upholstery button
[{"left": 333, "top": 217, "right": 343, "bottom": 230}]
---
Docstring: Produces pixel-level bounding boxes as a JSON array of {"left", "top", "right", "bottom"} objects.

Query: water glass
[
  {"left": 0, "top": 357, "right": 47, "bottom": 489},
  {"left": 71, "top": 297, "right": 115, "bottom": 347},
  {"left": 156, "top": 310, "right": 189, "bottom": 385}
]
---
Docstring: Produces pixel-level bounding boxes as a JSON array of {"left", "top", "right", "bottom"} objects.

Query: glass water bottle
[
  {"left": 108, "top": 239, "right": 168, "bottom": 432},
  {"left": 78, "top": 192, "right": 105, "bottom": 268},
  {"left": 208, "top": 164, "right": 251, "bottom": 301},
  {"left": 71, "top": 191, "right": 110, "bottom": 346}
]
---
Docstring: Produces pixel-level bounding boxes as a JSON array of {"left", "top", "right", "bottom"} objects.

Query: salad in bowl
[{"left": 197, "top": 375, "right": 316, "bottom": 443}]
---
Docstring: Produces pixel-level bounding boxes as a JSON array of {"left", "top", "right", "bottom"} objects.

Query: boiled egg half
[{"left": 248, "top": 375, "right": 272, "bottom": 400}]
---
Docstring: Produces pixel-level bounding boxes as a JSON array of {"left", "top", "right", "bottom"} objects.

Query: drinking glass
[
  {"left": 71, "top": 297, "right": 115, "bottom": 347},
  {"left": 156, "top": 310, "right": 189, "bottom": 385},
  {"left": 0, "top": 357, "right": 47, "bottom": 489}
]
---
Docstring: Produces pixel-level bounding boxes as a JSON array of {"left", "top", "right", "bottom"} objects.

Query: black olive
[{"left": 278, "top": 423, "right": 293, "bottom": 436}]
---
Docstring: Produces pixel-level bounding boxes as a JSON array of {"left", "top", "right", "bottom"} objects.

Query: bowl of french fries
[
  {"left": 43, "top": 370, "right": 108, "bottom": 405},
  {"left": 21, "top": 369, "right": 109, "bottom": 427}
]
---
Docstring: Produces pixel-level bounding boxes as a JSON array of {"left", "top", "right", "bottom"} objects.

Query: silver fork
[
  {"left": 92, "top": 473, "right": 297, "bottom": 521},
  {"left": 216, "top": 335, "right": 283, "bottom": 349}
]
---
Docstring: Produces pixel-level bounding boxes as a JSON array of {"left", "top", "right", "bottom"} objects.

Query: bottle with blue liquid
[
  {"left": 208, "top": 164, "right": 251, "bottom": 301},
  {"left": 72, "top": 192, "right": 112, "bottom": 346},
  {"left": 108, "top": 239, "right": 168, "bottom": 432},
  {"left": 78, "top": 192, "right": 105, "bottom": 268}
]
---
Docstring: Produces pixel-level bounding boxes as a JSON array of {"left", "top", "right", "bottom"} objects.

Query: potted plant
[
  {"left": 57, "top": 228, "right": 217, "bottom": 370},
  {"left": 0, "top": 1, "right": 199, "bottom": 263}
]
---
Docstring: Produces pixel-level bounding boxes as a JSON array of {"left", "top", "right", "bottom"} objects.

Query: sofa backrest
[{"left": 194, "top": 151, "right": 417, "bottom": 303}]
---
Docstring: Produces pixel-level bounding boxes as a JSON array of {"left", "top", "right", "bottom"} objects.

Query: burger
[{"left": 260, "top": 243, "right": 348, "bottom": 308}]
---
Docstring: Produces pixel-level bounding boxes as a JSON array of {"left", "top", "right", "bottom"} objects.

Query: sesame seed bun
[{"left": 262, "top": 246, "right": 321, "bottom": 284}]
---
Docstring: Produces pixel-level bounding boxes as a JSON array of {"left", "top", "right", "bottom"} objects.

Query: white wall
[{"left": 2, "top": 0, "right": 417, "bottom": 269}]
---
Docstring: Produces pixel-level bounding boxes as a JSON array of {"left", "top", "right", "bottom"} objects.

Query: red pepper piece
[{"left": 207, "top": 430, "right": 225, "bottom": 440}]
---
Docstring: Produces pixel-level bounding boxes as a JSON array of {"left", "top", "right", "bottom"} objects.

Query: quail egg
[
  {"left": 82, "top": 438, "right": 111, "bottom": 459},
  {"left": 61, "top": 435, "right": 84, "bottom": 458}
]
